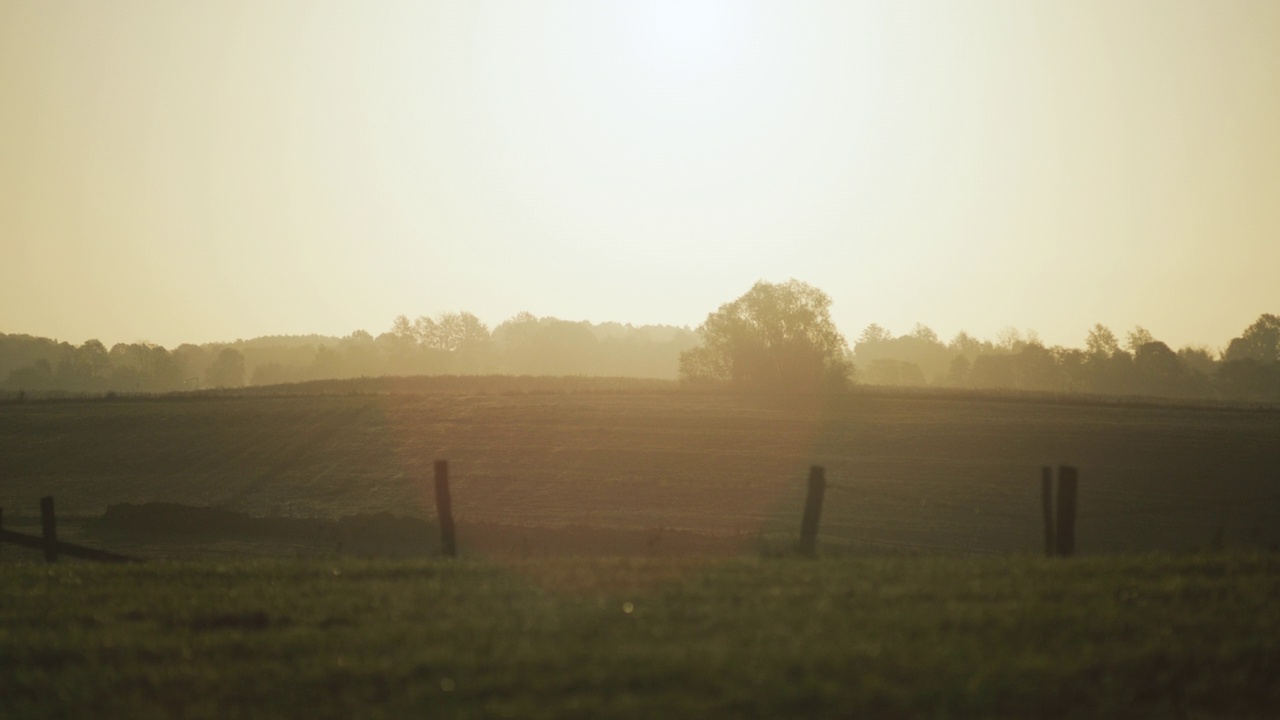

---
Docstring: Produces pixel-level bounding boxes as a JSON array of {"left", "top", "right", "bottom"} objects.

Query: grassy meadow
[{"left": 3, "top": 554, "right": 1279, "bottom": 719}]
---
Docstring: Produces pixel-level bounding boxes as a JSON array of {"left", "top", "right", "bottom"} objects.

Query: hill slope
[{"left": 3, "top": 390, "right": 1278, "bottom": 556}]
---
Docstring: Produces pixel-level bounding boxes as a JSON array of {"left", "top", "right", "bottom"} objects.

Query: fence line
[
  {"left": 805, "top": 464, "right": 1081, "bottom": 558},
  {"left": 8, "top": 461, "right": 1272, "bottom": 561},
  {"left": 822, "top": 479, "right": 1274, "bottom": 519},
  {"left": 0, "top": 498, "right": 140, "bottom": 564}
]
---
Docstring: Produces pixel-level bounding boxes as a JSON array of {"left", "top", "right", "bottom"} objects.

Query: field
[
  {"left": 3, "top": 555, "right": 1279, "bottom": 719},
  {"left": 3, "top": 387, "right": 1280, "bottom": 717},
  {"left": 2, "top": 387, "right": 1279, "bottom": 556}
]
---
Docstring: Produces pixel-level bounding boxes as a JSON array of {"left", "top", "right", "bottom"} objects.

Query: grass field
[
  {"left": 2, "top": 388, "right": 1278, "bottom": 557},
  {"left": 3, "top": 554, "right": 1278, "bottom": 719}
]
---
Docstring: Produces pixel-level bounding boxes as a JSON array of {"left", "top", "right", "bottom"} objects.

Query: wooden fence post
[
  {"left": 434, "top": 460, "right": 457, "bottom": 558},
  {"left": 1055, "top": 466, "right": 1078, "bottom": 557},
  {"left": 1041, "top": 466, "right": 1055, "bottom": 557},
  {"left": 41, "top": 496, "right": 58, "bottom": 563},
  {"left": 798, "top": 466, "right": 826, "bottom": 557}
]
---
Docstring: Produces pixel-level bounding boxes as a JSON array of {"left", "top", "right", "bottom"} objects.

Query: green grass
[{"left": 2, "top": 553, "right": 1277, "bottom": 719}]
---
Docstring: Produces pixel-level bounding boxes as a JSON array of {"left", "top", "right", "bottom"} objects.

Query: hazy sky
[{"left": 3, "top": 1, "right": 1277, "bottom": 351}]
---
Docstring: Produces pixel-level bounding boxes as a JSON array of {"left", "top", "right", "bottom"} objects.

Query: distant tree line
[
  {"left": 850, "top": 314, "right": 1280, "bottom": 402},
  {"left": 674, "top": 280, "right": 1280, "bottom": 403},
  {"left": 4, "top": 300, "right": 1278, "bottom": 403},
  {"left": 0, "top": 313, "right": 699, "bottom": 394}
]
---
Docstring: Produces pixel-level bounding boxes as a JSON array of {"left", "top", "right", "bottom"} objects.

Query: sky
[{"left": 2, "top": 0, "right": 1278, "bottom": 352}]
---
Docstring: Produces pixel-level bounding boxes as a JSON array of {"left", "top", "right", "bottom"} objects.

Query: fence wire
[{"left": 806, "top": 471, "right": 1280, "bottom": 555}]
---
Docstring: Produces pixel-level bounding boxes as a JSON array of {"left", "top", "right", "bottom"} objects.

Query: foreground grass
[{"left": 2, "top": 554, "right": 1278, "bottom": 719}]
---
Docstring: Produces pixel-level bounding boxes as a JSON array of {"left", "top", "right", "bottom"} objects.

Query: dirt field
[{"left": 2, "top": 389, "right": 1278, "bottom": 558}]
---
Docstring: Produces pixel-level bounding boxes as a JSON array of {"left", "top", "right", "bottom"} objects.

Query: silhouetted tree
[
  {"left": 852, "top": 325, "right": 894, "bottom": 369},
  {"left": 1133, "top": 341, "right": 1182, "bottom": 396},
  {"left": 378, "top": 317, "right": 424, "bottom": 374},
  {"left": 1126, "top": 326, "right": 1155, "bottom": 355},
  {"left": 311, "top": 345, "right": 341, "bottom": 379},
  {"left": 1217, "top": 358, "right": 1280, "bottom": 402},
  {"left": 390, "top": 315, "right": 416, "bottom": 344},
  {"left": 857, "top": 324, "right": 893, "bottom": 345},
  {"left": 679, "top": 280, "right": 852, "bottom": 391},
  {"left": 909, "top": 323, "right": 938, "bottom": 345},
  {"left": 1085, "top": 324, "right": 1120, "bottom": 358},
  {"left": 172, "top": 344, "right": 211, "bottom": 387},
  {"left": 591, "top": 322, "right": 699, "bottom": 378},
  {"left": 206, "top": 348, "right": 246, "bottom": 388},
  {"left": 1011, "top": 342, "right": 1063, "bottom": 391},
  {"left": 494, "top": 314, "right": 598, "bottom": 375},
  {"left": 945, "top": 354, "right": 971, "bottom": 387},
  {"left": 969, "top": 354, "right": 1016, "bottom": 389},
  {"left": 1055, "top": 347, "right": 1089, "bottom": 392},
  {"left": 884, "top": 324, "right": 950, "bottom": 382},
  {"left": 1224, "top": 314, "right": 1280, "bottom": 364},
  {"left": 947, "top": 331, "right": 990, "bottom": 360},
  {"left": 1083, "top": 324, "right": 1130, "bottom": 393},
  {"left": 996, "top": 327, "right": 1025, "bottom": 352},
  {"left": 853, "top": 323, "right": 949, "bottom": 384},
  {"left": 0, "top": 333, "right": 65, "bottom": 382},
  {"left": 336, "top": 330, "right": 380, "bottom": 376},
  {"left": 7, "top": 357, "right": 55, "bottom": 390},
  {"left": 677, "top": 345, "right": 729, "bottom": 387},
  {"left": 53, "top": 339, "right": 110, "bottom": 390},
  {"left": 423, "top": 312, "right": 493, "bottom": 372},
  {"left": 103, "top": 342, "right": 185, "bottom": 391},
  {"left": 1177, "top": 346, "right": 1218, "bottom": 376},
  {"left": 78, "top": 339, "right": 110, "bottom": 379}
]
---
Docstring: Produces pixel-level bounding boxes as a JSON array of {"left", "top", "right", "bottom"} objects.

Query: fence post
[
  {"left": 41, "top": 496, "right": 58, "bottom": 563},
  {"left": 798, "top": 465, "right": 826, "bottom": 557},
  {"left": 1055, "top": 466, "right": 1078, "bottom": 557},
  {"left": 1041, "top": 466, "right": 1055, "bottom": 557},
  {"left": 434, "top": 460, "right": 457, "bottom": 558}
]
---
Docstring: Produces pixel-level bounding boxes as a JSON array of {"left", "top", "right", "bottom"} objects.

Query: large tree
[
  {"left": 1224, "top": 313, "right": 1280, "bottom": 364},
  {"left": 679, "top": 279, "right": 852, "bottom": 391},
  {"left": 1085, "top": 323, "right": 1120, "bottom": 358}
]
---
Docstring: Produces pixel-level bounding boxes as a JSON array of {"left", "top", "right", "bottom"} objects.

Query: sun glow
[
  {"left": 632, "top": 0, "right": 745, "bottom": 78},
  {"left": 2, "top": 2, "right": 1278, "bottom": 349}
]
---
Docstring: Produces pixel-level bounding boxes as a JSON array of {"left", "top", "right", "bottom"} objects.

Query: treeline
[
  {"left": 852, "top": 314, "right": 1280, "bottom": 402},
  {"left": 0, "top": 313, "right": 699, "bottom": 394},
  {"left": 5, "top": 311, "right": 1278, "bottom": 403}
]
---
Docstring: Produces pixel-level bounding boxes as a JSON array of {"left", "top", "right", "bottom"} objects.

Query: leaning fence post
[
  {"left": 434, "top": 460, "right": 457, "bottom": 558},
  {"left": 798, "top": 466, "right": 826, "bottom": 557},
  {"left": 1041, "top": 466, "right": 1055, "bottom": 557},
  {"left": 41, "top": 496, "right": 58, "bottom": 563},
  {"left": 1055, "top": 466, "right": 1078, "bottom": 557}
]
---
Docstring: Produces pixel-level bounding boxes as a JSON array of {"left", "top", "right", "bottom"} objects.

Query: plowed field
[{"left": 2, "top": 390, "right": 1278, "bottom": 557}]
